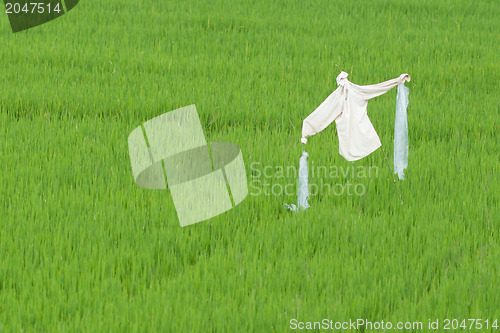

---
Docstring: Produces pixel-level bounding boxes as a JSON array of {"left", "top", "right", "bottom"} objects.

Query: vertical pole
[{"left": 380, "top": 145, "right": 404, "bottom": 206}]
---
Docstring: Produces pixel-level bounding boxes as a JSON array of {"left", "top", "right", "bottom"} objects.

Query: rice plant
[{"left": 0, "top": 0, "right": 498, "bottom": 331}]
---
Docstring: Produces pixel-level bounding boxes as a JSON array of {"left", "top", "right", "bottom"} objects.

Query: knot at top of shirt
[{"left": 336, "top": 71, "right": 349, "bottom": 87}]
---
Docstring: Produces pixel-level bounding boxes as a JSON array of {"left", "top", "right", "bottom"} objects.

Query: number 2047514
[
  {"left": 5, "top": 2, "right": 62, "bottom": 14},
  {"left": 443, "top": 319, "right": 498, "bottom": 330}
]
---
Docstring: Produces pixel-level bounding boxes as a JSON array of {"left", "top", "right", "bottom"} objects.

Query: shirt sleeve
[
  {"left": 350, "top": 74, "right": 410, "bottom": 101},
  {"left": 301, "top": 87, "right": 343, "bottom": 140}
]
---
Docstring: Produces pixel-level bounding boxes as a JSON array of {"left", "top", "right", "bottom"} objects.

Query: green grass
[{"left": 0, "top": 0, "right": 499, "bottom": 331}]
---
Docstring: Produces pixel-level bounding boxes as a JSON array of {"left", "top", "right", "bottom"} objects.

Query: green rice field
[{"left": 0, "top": 0, "right": 498, "bottom": 331}]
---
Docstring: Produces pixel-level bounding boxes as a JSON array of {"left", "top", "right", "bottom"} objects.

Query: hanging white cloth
[
  {"left": 301, "top": 72, "right": 411, "bottom": 161},
  {"left": 394, "top": 83, "right": 409, "bottom": 180},
  {"left": 297, "top": 151, "right": 310, "bottom": 210},
  {"left": 284, "top": 150, "right": 310, "bottom": 212}
]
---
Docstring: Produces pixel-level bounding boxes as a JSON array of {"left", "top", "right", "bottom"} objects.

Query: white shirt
[{"left": 301, "top": 72, "right": 410, "bottom": 161}]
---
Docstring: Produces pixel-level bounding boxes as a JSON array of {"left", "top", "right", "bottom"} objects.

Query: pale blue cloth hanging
[
  {"left": 284, "top": 151, "right": 310, "bottom": 211},
  {"left": 297, "top": 151, "right": 310, "bottom": 210},
  {"left": 394, "top": 83, "right": 409, "bottom": 180}
]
